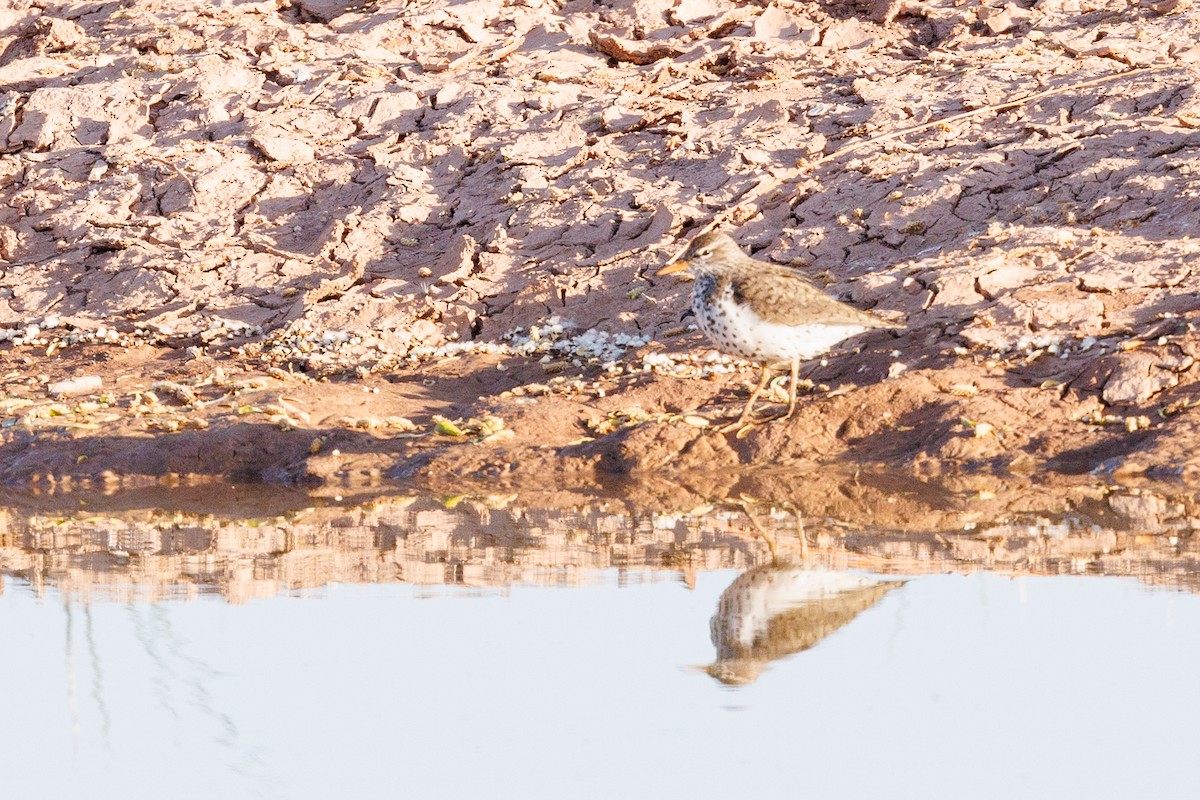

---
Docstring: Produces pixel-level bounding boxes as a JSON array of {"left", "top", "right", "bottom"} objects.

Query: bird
[
  {"left": 707, "top": 564, "right": 905, "bottom": 685},
  {"left": 656, "top": 230, "right": 899, "bottom": 429}
]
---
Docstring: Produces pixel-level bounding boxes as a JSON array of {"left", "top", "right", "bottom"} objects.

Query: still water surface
[{"left": 2, "top": 483, "right": 1199, "bottom": 798}]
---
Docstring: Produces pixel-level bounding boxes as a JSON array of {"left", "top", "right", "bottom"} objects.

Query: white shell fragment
[{"left": 48, "top": 375, "right": 103, "bottom": 396}]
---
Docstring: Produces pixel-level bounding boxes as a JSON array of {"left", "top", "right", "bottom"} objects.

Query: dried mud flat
[{"left": 2, "top": 0, "right": 1200, "bottom": 492}]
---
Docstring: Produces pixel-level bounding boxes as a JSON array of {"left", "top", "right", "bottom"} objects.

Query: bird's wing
[{"left": 732, "top": 264, "right": 898, "bottom": 329}]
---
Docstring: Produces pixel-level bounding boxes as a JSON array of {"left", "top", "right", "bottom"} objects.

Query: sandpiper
[
  {"left": 656, "top": 230, "right": 898, "bottom": 428},
  {"left": 708, "top": 564, "right": 905, "bottom": 685}
]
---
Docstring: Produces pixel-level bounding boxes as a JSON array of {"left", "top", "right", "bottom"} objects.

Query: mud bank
[{"left": 2, "top": 0, "right": 1200, "bottom": 485}]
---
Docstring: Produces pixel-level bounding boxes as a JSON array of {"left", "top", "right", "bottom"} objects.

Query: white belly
[
  {"left": 694, "top": 290, "right": 867, "bottom": 363},
  {"left": 714, "top": 567, "right": 887, "bottom": 649}
]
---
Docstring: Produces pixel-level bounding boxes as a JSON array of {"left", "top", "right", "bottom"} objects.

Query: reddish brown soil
[{"left": 3, "top": 0, "right": 1200, "bottom": 490}]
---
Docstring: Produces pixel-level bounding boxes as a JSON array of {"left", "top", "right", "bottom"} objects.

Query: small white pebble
[{"left": 49, "top": 375, "right": 103, "bottom": 396}]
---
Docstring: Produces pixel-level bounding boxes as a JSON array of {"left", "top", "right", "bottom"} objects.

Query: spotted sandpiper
[
  {"left": 708, "top": 564, "right": 905, "bottom": 685},
  {"left": 656, "top": 230, "right": 899, "bottom": 428}
]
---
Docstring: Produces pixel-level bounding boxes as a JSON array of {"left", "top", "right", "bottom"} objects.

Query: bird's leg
[
  {"left": 738, "top": 501, "right": 779, "bottom": 565},
  {"left": 759, "top": 357, "right": 801, "bottom": 423},
  {"left": 741, "top": 363, "right": 774, "bottom": 422},
  {"left": 794, "top": 505, "right": 808, "bottom": 560},
  {"left": 785, "top": 355, "right": 800, "bottom": 419},
  {"left": 719, "top": 363, "right": 772, "bottom": 432}
]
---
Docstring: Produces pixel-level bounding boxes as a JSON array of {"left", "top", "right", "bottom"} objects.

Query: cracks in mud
[{"left": 1030, "top": 141, "right": 1085, "bottom": 174}]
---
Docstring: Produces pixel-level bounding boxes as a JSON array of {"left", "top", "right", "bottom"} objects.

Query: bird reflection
[{"left": 708, "top": 565, "right": 903, "bottom": 685}]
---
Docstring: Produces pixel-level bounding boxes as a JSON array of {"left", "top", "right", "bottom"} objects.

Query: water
[{"left": 2, "top": 481, "right": 1199, "bottom": 798}]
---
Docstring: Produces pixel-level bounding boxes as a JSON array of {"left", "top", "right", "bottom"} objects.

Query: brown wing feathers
[{"left": 731, "top": 263, "right": 894, "bottom": 329}]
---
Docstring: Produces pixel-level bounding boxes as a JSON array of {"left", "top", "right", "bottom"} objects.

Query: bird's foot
[
  {"left": 716, "top": 416, "right": 758, "bottom": 435},
  {"left": 716, "top": 408, "right": 795, "bottom": 435}
]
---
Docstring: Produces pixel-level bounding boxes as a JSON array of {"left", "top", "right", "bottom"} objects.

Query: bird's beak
[{"left": 655, "top": 260, "right": 689, "bottom": 276}]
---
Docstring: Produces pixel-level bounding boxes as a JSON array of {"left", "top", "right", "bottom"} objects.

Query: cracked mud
[{"left": 2, "top": 0, "right": 1200, "bottom": 490}]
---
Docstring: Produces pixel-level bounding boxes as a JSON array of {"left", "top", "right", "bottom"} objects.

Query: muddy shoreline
[
  {"left": 3, "top": 0, "right": 1200, "bottom": 489},
  {"left": 4, "top": 331, "right": 1200, "bottom": 490}
]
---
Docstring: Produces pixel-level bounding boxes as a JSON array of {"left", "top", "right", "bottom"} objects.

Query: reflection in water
[
  {"left": 62, "top": 601, "right": 114, "bottom": 750},
  {"left": 129, "top": 603, "right": 183, "bottom": 729},
  {"left": 63, "top": 601, "right": 80, "bottom": 745},
  {"left": 128, "top": 603, "right": 267, "bottom": 784},
  {"left": 708, "top": 565, "right": 903, "bottom": 685},
  {"left": 3, "top": 475, "right": 1200, "bottom": 798},
  {"left": 84, "top": 604, "right": 111, "bottom": 747},
  {"left": 2, "top": 472, "right": 1199, "bottom": 603}
]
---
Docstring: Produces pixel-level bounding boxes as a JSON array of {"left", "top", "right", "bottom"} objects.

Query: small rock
[
  {"left": 929, "top": 273, "right": 981, "bottom": 308},
  {"left": 1102, "top": 352, "right": 1175, "bottom": 405},
  {"left": 977, "top": 3, "right": 1026, "bottom": 34},
  {"left": 515, "top": 166, "right": 549, "bottom": 190},
  {"left": 367, "top": 91, "right": 422, "bottom": 130},
  {"left": 601, "top": 106, "right": 642, "bottom": 132},
  {"left": 291, "top": 0, "right": 360, "bottom": 22},
  {"left": 868, "top": 0, "right": 905, "bottom": 23},
  {"left": 821, "top": 18, "right": 876, "bottom": 50},
  {"left": 751, "top": 5, "right": 800, "bottom": 39},
  {"left": 252, "top": 135, "right": 315, "bottom": 164},
  {"left": 670, "top": 0, "right": 726, "bottom": 25},
  {"left": 49, "top": 375, "right": 102, "bottom": 396},
  {"left": 434, "top": 82, "right": 465, "bottom": 108},
  {"left": 977, "top": 264, "right": 1040, "bottom": 298},
  {"left": 31, "top": 17, "right": 88, "bottom": 53},
  {"left": 448, "top": 18, "right": 489, "bottom": 44},
  {"left": 1147, "top": 0, "right": 1190, "bottom": 14},
  {"left": 739, "top": 148, "right": 771, "bottom": 165}
]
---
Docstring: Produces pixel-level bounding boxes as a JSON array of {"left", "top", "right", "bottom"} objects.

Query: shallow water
[{"left": 3, "top": 482, "right": 1200, "bottom": 798}]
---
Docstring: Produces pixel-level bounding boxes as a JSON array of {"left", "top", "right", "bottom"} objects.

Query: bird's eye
[{"left": 698, "top": 248, "right": 712, "bottom": 256}]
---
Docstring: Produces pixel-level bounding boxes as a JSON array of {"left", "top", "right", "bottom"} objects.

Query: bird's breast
[{"left": 692, "top": 284, "right": 868, "bottom": 362}]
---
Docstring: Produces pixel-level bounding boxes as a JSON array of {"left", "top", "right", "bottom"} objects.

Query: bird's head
[
  {"left": 656, "top": 231, "right": 744, "bottom": 277},
  {"left": 705, "top": 658, "right": 767, "bottom": 686}
]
